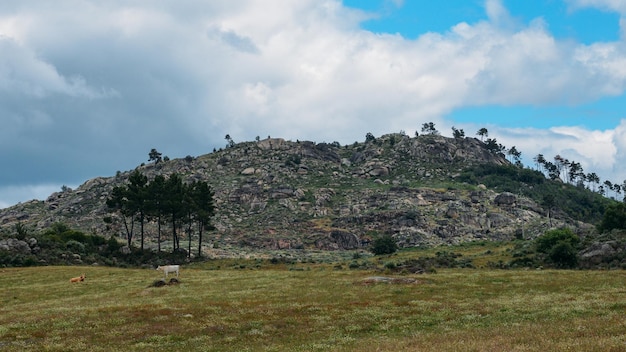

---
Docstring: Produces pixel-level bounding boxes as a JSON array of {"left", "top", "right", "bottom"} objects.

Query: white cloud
[
  {"left": 0, "top": 0, "right": 626, "bottom": 207},
  {"left": 485, "top": 0, "right": 514, "bottom": 27},
  {"left": 566, "top": 0, "right": 626, "bottom": 14},
  {"left": 483, "top": 120, "right": 626, "bottom": 185}
]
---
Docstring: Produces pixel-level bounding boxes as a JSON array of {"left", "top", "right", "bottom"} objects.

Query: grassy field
[{"left": 0, "top": 261, "right": 624, "bottom": 351}]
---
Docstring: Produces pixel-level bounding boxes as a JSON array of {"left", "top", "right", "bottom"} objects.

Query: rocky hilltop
[{"left": 0, "top": 133, "right": 593, "bottom": 254}]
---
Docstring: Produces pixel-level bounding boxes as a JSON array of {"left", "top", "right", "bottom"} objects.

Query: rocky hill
[{"left": 0, "top": 133, "right": 597, "bottom": 256}]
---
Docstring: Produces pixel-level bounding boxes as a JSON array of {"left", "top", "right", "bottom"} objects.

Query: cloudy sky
[{"left": 1, "top": 0, "right": 626, "bottom": 209}]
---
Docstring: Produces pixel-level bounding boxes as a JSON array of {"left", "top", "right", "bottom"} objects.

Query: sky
[{"left": 1, "top": 0, "right": 626, "bottom": 209}]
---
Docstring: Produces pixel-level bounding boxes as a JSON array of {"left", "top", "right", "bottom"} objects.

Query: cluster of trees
[
  {"left": 366, "top": 125, "right": 625, "bottom": 226},
  {"left": 474, "top": 128, "right": 523, "bottom": 165},
  {"left": 465, "top": 125, "right": 624, "bottom": 200},
  {"left": 0, "top": 222, "right": 190, "bottom": 267},
  {"left": 370, "top": 124, "right": 521, "bottom": 165},
  {"left": 533, "top": 154, "right": 625, "bottom": 199},
  {"left": 106, "top": 170, "right": 215, "bottom": 257},
  {"left": 396, "top": 122, "right": 625, "bottom": 201}
]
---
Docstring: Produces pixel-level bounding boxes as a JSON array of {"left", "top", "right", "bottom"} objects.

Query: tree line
[
  {"left": 106, "top": 170, "right": 215, "bottom": 257},
  {"left": 413, "top": 122, "right": 625, "bottom": 201}
]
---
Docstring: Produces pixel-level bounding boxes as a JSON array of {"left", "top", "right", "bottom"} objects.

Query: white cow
[{"left": 156, "top": 265, "right": 180, "bottom": 279}]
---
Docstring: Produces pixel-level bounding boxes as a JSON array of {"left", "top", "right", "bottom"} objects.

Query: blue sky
[
  {"left": 344, "top": 0, "right": 625, "bottom": 131},
  {"left": 344, "top": 0, "right": 621, "bottom": 43},
  {"left": 1, "top": 0, "right": 626, "bottom": 209}
]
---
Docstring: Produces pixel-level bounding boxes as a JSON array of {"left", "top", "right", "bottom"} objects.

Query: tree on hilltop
[
  {"left": 225, "top": 134, "right": 235, "bottom": 148},
  {"left": 586, "top": 172, "right": 600, "bottom": 192},
  {"left": 507, "top": 146, "right": 522, "bottom": 166},
  {"left": 533, "top": 154, "right": 546, "bottom": 171},
  {"left": 148, "top": 148, "right": 162, "bottom": 164},
  {"left": 451, "top": 126, "right": 465, "bottom": 139},
  {"left": 476, "top": 128, "right": 488, "bottom": 141},
  {"left": 484, "top": 138, "right": 505, "bottom": 156},
  {"left": 421, "top": 122, "right": 439, "bottom": 135}
]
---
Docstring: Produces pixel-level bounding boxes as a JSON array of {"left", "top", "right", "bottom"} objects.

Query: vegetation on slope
[
  {"left": 3, "top": 219, "right": 625, "bottom": 270},
  {"left": 458, "top": 164, "right": 614, "bottom": 223},
  {"left": 0, "top": 222, "right": 188, "bottom": 268},
  {"left": 1, "top": 129, "right": 625, "bottom": 268}
]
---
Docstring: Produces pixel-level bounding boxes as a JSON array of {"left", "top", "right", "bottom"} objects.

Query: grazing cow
[
  {"left": 156, "top": 265, "right": 180, "bottom": 279},
  {"left": 70, "top": 273, "right": 85, "bottom": 283}
]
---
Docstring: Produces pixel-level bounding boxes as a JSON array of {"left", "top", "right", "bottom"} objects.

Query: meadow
[{"left": 0, "top": 261, "right": 624, "bottom": 351}]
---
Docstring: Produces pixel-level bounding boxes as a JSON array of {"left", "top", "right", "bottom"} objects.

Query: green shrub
[
  {"left": 549, "top": 242, "right": 578, "bottom": 268},
  {"left": 535, "top": 228, "right": 580, "bottom": 268},
  {"left": 103, "top": 236, "right": 123, "bottom": 256},
  {"left": 384, "top": 261, "right": 396, "bottom": 269},
  {"left": 66, "top": 240, "right": 86, "bottom": 254},
  {"left": 598, "top": 203, "right": 626, "bottom": 233},
  {"left": 370, "top": 235, "right": 398, "bottom": 255},
  {"left": 535, "top": 228, "right": 579, "bottom": 254}
]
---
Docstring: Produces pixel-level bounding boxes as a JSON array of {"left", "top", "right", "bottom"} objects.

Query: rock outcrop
[{"left": 0, "top": 134, "right": 594, "bottom": 254}]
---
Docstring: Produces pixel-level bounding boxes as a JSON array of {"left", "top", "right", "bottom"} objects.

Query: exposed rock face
[
  {"left": 257, "top": 138, "right": 286, "bottom": 150},
  {"left": 241, "top": 167, "right": 256, "bottom": 175},
  {"left": 0, "top": 133, "right": 593, "bottom": 254},
  {"left": 0, "top": 238, "right": 37, "bottom": 254},
  {"left": 330, "top": 230, "right": 360, "bottom": 250},
  {"left": 580, "top": 241, "right": 622, "bottom": 265},
  {"left": 494, "top": 192, "right": 517, "bottom": 206}
]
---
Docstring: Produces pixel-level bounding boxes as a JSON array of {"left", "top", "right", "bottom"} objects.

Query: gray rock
[
  {"left": 494, "top": 192, "right": 516, "bottom": 206},
  {"left": 0, "top": 238, "right": 31, "bottom": 254}
]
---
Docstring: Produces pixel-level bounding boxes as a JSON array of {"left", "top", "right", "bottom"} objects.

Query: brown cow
[{"left": 70, "top": 273, "right": 86, "bottom": 283}]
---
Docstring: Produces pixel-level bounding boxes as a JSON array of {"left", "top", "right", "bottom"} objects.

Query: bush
[
  {"left": 370, "top": 235, "right": 398, "bottom": 255},
  {"left": 549, "top": 242, "right": 578, "bottom": 268},
  {"left": 349, "top": 261, "right": 360, "bottom": 269},
  {"left": 535, "top": 228, "right": 580, "bottom": 268},
  {"left": 598, "top": 203, "right": 626, "bottom": 233},
  {"left": 66, "top": 240, "right": 86, "bottom": 254},
  {"left": 535, "top": 228, "right": 580, "bottom": 254},
  {"left": 384, "top": 261, "right": 396, "bottom": 269},
  {"left": 101, "top": 236, "right": 122, "bottom": 256}
]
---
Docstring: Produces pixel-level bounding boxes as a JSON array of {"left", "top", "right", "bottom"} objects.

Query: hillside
[{"left": 0, "top": 133, "right": 610, "bottom": 256}]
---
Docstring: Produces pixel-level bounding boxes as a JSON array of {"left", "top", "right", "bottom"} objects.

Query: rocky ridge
[{"left": 0, "top": 133, "right": 593, "bottom": 255}]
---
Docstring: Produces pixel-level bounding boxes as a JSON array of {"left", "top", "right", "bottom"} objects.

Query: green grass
[{"left": 1, "top": 264, "right": 624, "bottom": 351}]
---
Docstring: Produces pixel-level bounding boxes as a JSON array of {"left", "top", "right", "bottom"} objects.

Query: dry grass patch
[{"left": 0, "top": 266, "right": 624, "bottom": 351}]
